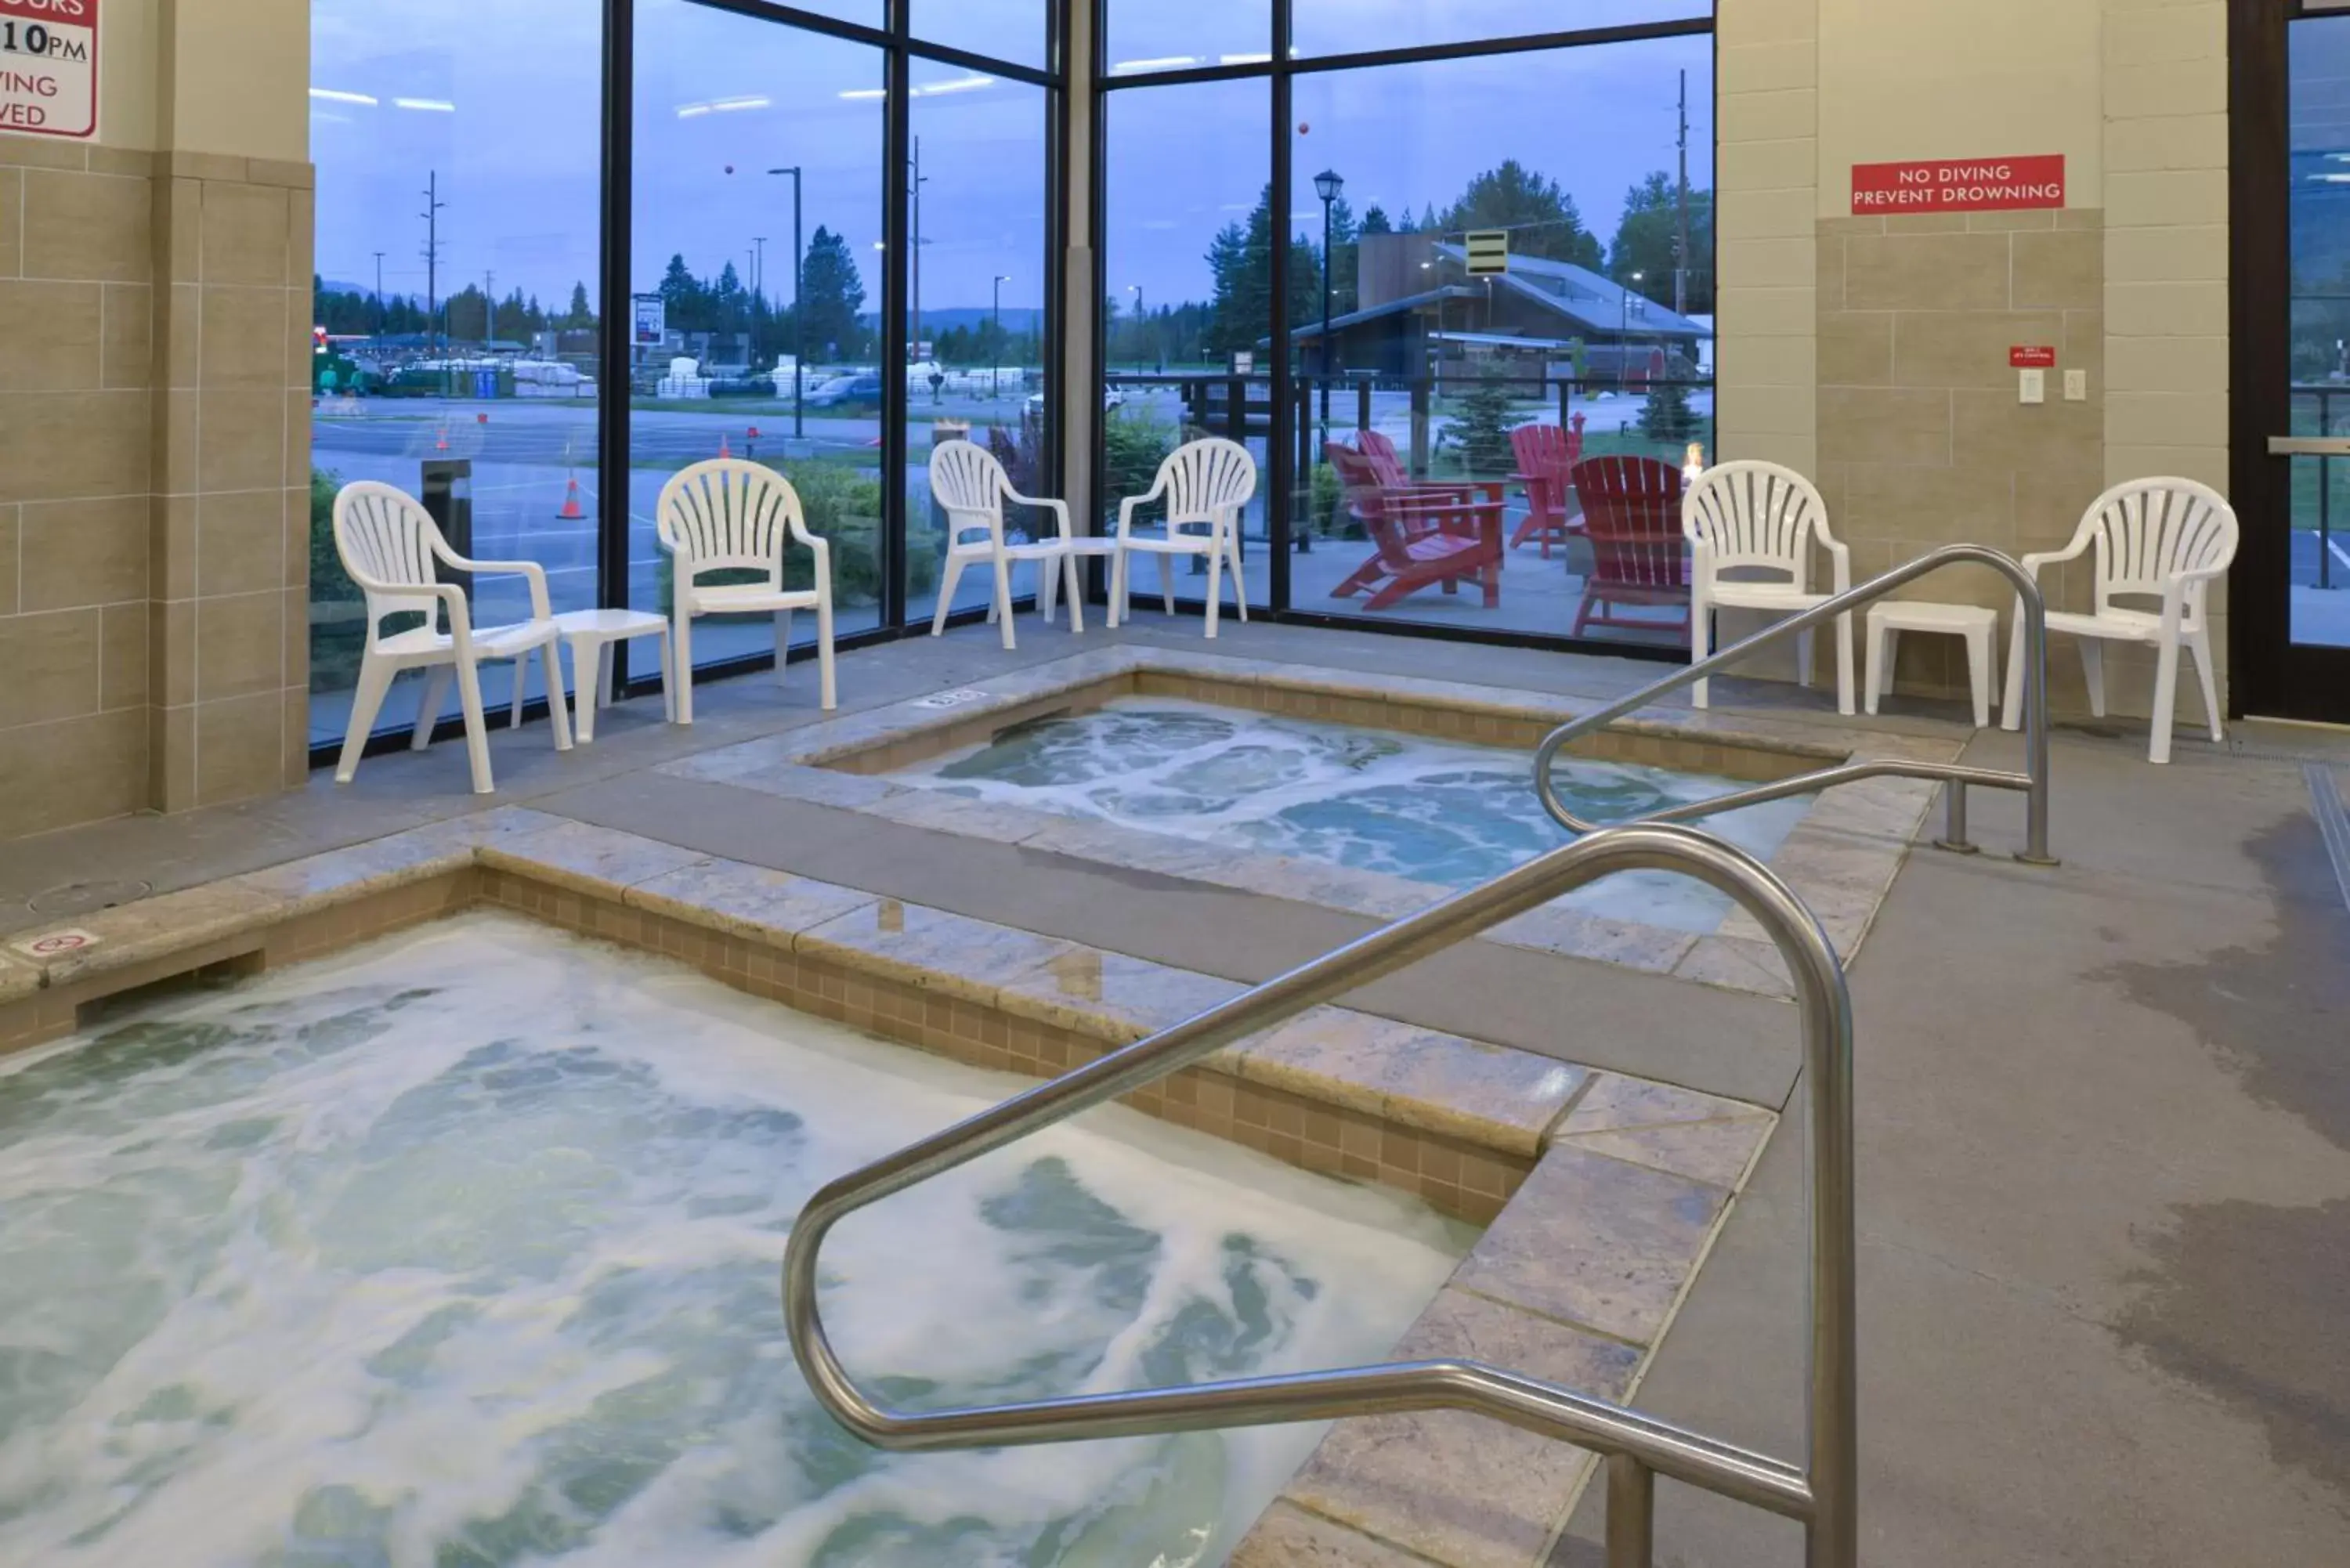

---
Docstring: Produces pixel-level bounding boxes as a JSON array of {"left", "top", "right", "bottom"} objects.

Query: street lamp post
[
  {"left": 1620, "top": 269, "right": 1643, "bottom": 392},
  {"left": 1313, "top": 168, "right": 1343, "bottom": 435},
  {"left": 1126, "top": 284, "right": 1143, "bottom": 370},
  {"left": 992, "top": 273, "right": 1010, "bottom": 399},
  {"left": 767, "top": 165, "right": 804, "bottom": 439},
  {"left": 1311, "top": 170, "right": 1343, "bottom": 558}
]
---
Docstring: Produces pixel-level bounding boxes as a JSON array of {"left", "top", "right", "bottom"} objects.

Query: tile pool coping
[
  {"left": 0, "top": 806, "right": 1787, "bottom": 1567},
  {"left": 656, "top": 643, "right": 1961, "bottom": 996}
]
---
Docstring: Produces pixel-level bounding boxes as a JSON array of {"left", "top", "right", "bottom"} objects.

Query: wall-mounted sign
[
  {"left": 1851, "top": 155, "right": 2065, "bottom": 215},
  {"left": 1463, "top": 229, "right": 1509, "bottom": 276},
  {"left": 631, "top": 293, "right": 666, "bottom": 345},
  {"left": 2009, "top": 345, "right": 2057, "bottom": 370},
  {"left": 0, "top": 0, "right": 98, "bottom": 140}
]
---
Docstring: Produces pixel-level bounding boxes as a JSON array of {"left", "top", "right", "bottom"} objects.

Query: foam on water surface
[
  {"left": 0, "top": 913, "right": 1473, "bottom": 1567},
  {"left": 892, "top": 697, "right": 1812, "bottom": 933}
]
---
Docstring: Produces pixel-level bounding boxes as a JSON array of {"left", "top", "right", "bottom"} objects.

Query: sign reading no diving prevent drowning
[
  {"left": 0, "top": 0, "right": 96, "bottom": 140},
  {"left": 1851, "top": 155, "right": 2064, "bottom": 215},
  {"left": 1463, "top": 229, "right": 1509, "bottom": 276}
]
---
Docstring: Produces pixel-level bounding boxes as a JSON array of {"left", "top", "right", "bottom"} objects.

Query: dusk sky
[{"left": 313, "top": 2, "right": 1710, "bottom": 321}]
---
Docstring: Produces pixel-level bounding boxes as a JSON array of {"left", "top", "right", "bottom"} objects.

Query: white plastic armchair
[
  {"left": 1111, "top": 436, "right": 1257, "bottom": 638},
  {"left": 656, "top": 459, "right": 837, "bottom": 723},
  {"left": 2001, "top": 477, "right": 2238, "bottom": 764},
  {"left": 1683, "top": 461, "right": 1855, "bottom": 714},
  {"left": 927, "top": 438, "right": 1082, "bottom": 649},
  {"left": 331, "top": 480, "right": 572, "bottom": 794}
]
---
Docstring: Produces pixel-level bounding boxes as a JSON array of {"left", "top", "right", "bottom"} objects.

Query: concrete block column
[{"left": 146, "top": 154, "right": 316, "bottom": 813}]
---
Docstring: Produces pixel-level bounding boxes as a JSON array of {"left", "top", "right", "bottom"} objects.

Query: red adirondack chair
[
  {"left": 1508, "top": 417, "right": 1587, "bottom": 557},
  {"left": 1568, "top": 455, "right": 1690, "bottom": 639},
  {"left": 1325, "top": 443, "right": 1506, "bottom": 612},
  {"left": 1350, "top": 427, "right": 1509, "bottom": 512}
]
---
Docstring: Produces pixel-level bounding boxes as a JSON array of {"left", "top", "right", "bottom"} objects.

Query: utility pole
[
  {"left": 1675, "top": 68, "right": 1691, "bottom": 318},
  {"left": 768, "top": 166, "right": 804, "bottom": 437},
  {"left": 372, "top": 251, "right": 385, "bottom": 338},
  {"left": 483, "top": 268, "right": 495, "bottom": 345},
  {"left": 909, "top": 135, "right": 928, "bottom": 365},
  {"left": 421, "top": 172, "right": 446, "bottom": 357}
]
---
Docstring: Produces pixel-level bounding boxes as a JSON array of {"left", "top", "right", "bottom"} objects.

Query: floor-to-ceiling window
[
  {"left": 309, "top": 0, "right": 1061, "bottom": 761},
  {"left": 631, "top": 2, "right": 891, "bottom": 659},
  {"left": 1097, "top": 2, "right": 1714, "bottom": 653},
  {"left": 309, "top": 0, "right": 607, "bottom": 745}
]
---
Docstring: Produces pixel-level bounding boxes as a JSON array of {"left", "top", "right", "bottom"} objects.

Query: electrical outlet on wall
[{"left": 2064, "top": 369, "right": 2088, "bottom": 402}]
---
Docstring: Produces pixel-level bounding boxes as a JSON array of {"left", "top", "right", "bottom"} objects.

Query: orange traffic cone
[
  {"left": 557, "top": 473, "right": 585, "bottom": 520},
  {"left": 718, "top": 433, "right": 732, "bottom": 459},
  {"left": 434, "top": 425, "right": 449, "bottom": 452}
]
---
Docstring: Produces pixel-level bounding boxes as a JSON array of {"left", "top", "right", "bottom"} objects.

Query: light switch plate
[
  {"left": 2019, "top": 368, "right": 2046, "bottom": 405},
  {"left": 2064, "top": 369, "right": 2088, "bottom": 402}
]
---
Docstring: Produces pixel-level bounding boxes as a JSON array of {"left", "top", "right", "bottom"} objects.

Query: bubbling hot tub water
[
  {"left": 0, "top": 914, "right": 1471, "bottom": 1567},
  {"left": 892, "top": 697, "right": 1812, "bottom": 933}
]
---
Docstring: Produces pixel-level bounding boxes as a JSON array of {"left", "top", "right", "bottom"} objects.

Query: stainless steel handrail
[
  {"left": 1533, "top": 543, "right": 2057, "bottom": 865},
  {"left": 783, "top": 822, "right": 1859, "bottom": 1568}
]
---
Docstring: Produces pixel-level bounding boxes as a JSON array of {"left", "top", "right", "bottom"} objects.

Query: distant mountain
[{"left": 903, "top": 306, "right": 1047, "bottom": 334}]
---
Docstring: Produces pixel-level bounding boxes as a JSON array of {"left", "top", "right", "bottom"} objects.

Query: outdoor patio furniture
[
  {"left": 1110, "top": 436, "right": 1256, "bottom": 638},
  {"left": 1684, "top": 460, "right": 1856, "bottom": 715},
  {"left": 330, "top": 479, "right": 573, "bottom": 795},
  {"left": 551, "top": 608, "right": 674, "bottom": 742},
  {"left": 927, "top": 436, "right": 1083, "bottom": 650},
  {"left": 1509, "top": 418, "right": 1588, "bottom": 557},
  {"left": 1567, "top": 456, "right": 1690, "bottom": 638},
  {"left": 1866, "top": 600, "right": 1998, "bottom": 729},
  {"left": 1325, "top": 442, "right": 1506, "bottom": 612},
  {"left": 656, "top": 457, "right": 837, "bottom": 723},
  {"left": 2001, "top": 476, "right": 2238, "bottom": 764}
]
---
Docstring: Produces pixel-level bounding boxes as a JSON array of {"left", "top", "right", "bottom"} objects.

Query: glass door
[{"left": 2238, "top": 0, "right": 2350, "bottom": 724}]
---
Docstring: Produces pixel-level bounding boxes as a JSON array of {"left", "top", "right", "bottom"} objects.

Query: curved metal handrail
[
  {"left": 783, "top": 822, "right": 1859, "bottom": 1567},
  {"left": 1534, "top": 543, "right": 2056, "bottom": 865}
]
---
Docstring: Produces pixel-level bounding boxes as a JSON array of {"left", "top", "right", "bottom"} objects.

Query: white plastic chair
[
  {"left": 2001, "top": 477, "right": 2238, "bottom": 764},
  {"left": 1110, "top": 436, "right": 1256, "bottom": 638},
  {"left": 927, "top": 438, "right": 1082, "bottom": 649},
  {"left": 331, "top": 480, "right": 572, "bottom": 795},
  {"left": 656, "top": 459, "right": 837, "bottom": 723},
  {"left": 1683, "top": 461, "right": 1855, "bottom": 715}
]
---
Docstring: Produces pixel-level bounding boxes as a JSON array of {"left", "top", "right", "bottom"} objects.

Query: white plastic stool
[
  {"left": 1865, "top": 601, "right": 1998, "bottom": 728},
  {"left": 550, "top": 609, "right": 674, "bottom": 742}
]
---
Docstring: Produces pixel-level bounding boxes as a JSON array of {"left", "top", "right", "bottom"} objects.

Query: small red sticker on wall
[
  {"left": 2010, "top": 345, "right": 2057, "bottom": 370},
  {"left": 1852, "top": 156, "right": 2065, "bottom": 214}
]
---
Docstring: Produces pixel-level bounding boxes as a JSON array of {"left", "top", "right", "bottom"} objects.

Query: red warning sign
[
  {"left": 0, "top": 0, "right": 98, "bottom": 140},
  {"left": 2009, "top": 345, "right": 2057, "bottom": 370},
  {"left": 1852, "top": 155, "right": 2065, "bottom": 215}
]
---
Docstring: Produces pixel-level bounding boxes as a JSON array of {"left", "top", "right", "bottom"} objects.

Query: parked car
[{"left": 806, "top": 371, "right": 884, "bottom": 406}]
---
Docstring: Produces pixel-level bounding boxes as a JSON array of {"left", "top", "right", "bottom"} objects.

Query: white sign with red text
[{"left": 0, "top": 0, "right": 96, "bottom": 141}]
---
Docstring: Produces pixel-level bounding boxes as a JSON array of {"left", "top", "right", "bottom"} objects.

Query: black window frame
[
  {"left": 1091, "top": 3, "right": 1718, "bottom": 663},
  {"left": 315, "top": 0, "right": 1071, "bottom": 768}
]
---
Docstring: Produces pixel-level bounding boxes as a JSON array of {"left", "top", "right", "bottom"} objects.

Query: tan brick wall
[
  {"left": 148, "top": 154, "right": 316, "bottom": 813},
  {"left": 0, "top": 0, "right": 313, "bottom": 840},
  {"left": 0, "top": 139, "right": 157, "bottom": 837},
  {"left": 1717, "top": 0, "right": 1819, "bottom": 478},
  {"left": 1714, "top": 0, "right": 2232, "bottom": 719},
  {"left": 1816, "top": 211, "right": 2110, "bottom": 703}
]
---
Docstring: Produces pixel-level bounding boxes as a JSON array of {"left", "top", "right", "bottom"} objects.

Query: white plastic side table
[
  {"left": 550, "top": 609, "right": 674, "bottom": 742},
  {"left": 1864, "top": 600, "right": 1999, "bottom": 728}
]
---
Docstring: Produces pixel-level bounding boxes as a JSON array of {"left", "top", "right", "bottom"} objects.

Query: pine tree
[
  {"left": 1452, "top": 366, "right": 1515, "bottom": 477},
  {"left": 1640, "top": 376, "right": 1699, "bottom": 442},
  {"left": 797, "top": 227, "right": 868, "bottom": 359}
]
